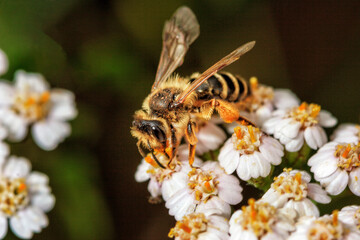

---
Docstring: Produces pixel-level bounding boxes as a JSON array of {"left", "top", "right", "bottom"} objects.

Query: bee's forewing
[{"left": 152, "top": 6, "right": 200, "bottom": 91}]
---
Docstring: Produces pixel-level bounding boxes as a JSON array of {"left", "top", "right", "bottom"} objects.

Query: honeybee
[{"left": 131, "top": 6, "right": 255, "bottom": 168}]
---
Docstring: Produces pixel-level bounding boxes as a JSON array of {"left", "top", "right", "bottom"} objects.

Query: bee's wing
[
  {"left": 173, "top": 41, "right": 256, "bottom": 106},
  {"left": 152, "top": 6, "right": 200, "bottom": 91}
]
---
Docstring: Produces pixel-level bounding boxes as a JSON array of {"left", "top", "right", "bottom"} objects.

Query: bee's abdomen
[{"left": 189, "top": 72, "right": 248, "bottom": 102}]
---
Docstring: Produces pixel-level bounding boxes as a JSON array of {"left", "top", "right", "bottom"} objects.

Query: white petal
[
  {"left": 162, "top": 172, "right": 187, "bottom": 201},
  {"left": 279, "top": 121, "right": 302, "bottom": 139},
  {"left": 196, "top": 122, "right": 226, "bottom": 154},
  {"left": 31, "top": 194, "right": 55, "bottom": 212},
  {"left": 349, "top": 168, "right": 360, "bottom": 196},
  {"left": 197, "top": 197, "right": 231, "bottom": 218},
  {"left": 4, "top": 156, "right": 31, "bottom": 179},
  {"left": 319, "top": 110, "right": 337, "bottom": 128},
  {"left": 0, "top": 216, "right": 7, "bottom": 239},
  {"left": 0, "top": 81, "right": 15, "bottom": 106},
  {"left": 320, "top": 169, "right": 348, "bottom": 195},
  {"left": 22, "top": 207, "right": 48, "bottom": 232},
  {"left": 48, "top": 89, "right": 77, "bottom": 121},
  {"left": 217, "top": 175, "right": 243, "bottom": 205},
  {"left": 273, "top": 89, "right": 300, "bottom": 109},
  {"left": 307, "top": 183, "right": 331, "bottom": 203},
  {"left": 0, "top": 49, "right": 8, "bottom": 76},
  {"left": 262, "top": 116, "right": 282, "bottom": 134},
  {"left": 285, "top": 132, "right": 304, "bottom": 152},
  {"left": 166, "top": 189, "right": 195, "bottom": 220},
  {"left": 255, "top": 104, "right": 273, "bottom": 126},
  {"left": 134, "top": 160, "right": 150, "bottom": 182},
  {"left": 310, "top": 155, "right": 338, "bottom": 179},
  {"left": 10, "top": 213, "right": 33, "bottom": 239},
  {"left": 308, "top": 150, "right": 334, "bottom": 167},
  {"left": 0, "top": 109, "right": 28, "bottom": 142},
  {"left": 236, "top": 155, "right": 252, "bottom": 181},
  {"left": 15, "top": 70, "right": 49, "bottom": 94},
  {"left": 27, "top": 172, "right": 51, "bottom": 194},
  {"left": 32, "top": 120, "right": 71, "bottom": 151},
  {"left": 147, "top": 179, "right": 161, "bottom": 198},
  {"left": 218, "top": 139, "right": 239, "bottom": 174},
  {"left": 304, "top": 126, "right": 327, "bottom": 150}
]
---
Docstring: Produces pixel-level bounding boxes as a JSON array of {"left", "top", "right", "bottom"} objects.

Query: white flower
[
  {"left": 168, "top": 209, "right": 229, "bottom": 240},
  {"left": 308, "top": 141, "right": 360, "bottom": 196},
  {"left": 135, "top": 145, "right": 202, "bottom": 202},
  {"left": 232, "top": 77, "right": 300, "bottom": 129},
  {"left": 261, "top": 169, "right": 331, "bottom": 218},
  {"left": 0, "top": 70, "right": 77, "bottom": 150},
  {"left": 195, "top": 120, "right": 226, "bottom": 155},
  {"left": 262, "top": 102, "right": 337, "bottom": 152},
  {"left": 165, "top": 161, "right": 243, "bottom": 220},
  {"left": 219, "top": 124, "right": 284, "bottom": 181},
  {"left": 0, "top": 49, "right": 8, "bottom": 76},
  {"left": 0, "top": 156, "right": 55, "bottom": 239},
  {"left": 288, "top": 211, "right": 360, "bottom": 240},
  {"left": 338, "top": 205, "right": 360, "bottom": 231},
  {"left": 0, "top": 124, "right": 9, "bottom": 163},
  {"left": 331, "top": 123, "right": 360, "bottom": 143},
  {"left": 229, "top": 198, "right": 296, "bottom": 240}
]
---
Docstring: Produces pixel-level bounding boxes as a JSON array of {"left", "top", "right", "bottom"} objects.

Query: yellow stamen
[
  {"left": 332, "top": 210, "right": 339, "bottom": 227},
  {"left": 234, "top": 127, "right": 243, "bottom": 139},
  {"left": 145, "top": 156, "right": 157, "bottom": 167},
  {"left": 204, "top": 181, "right": 212, "bottom": 193},
  {"left": 248, "top": 125, "right": 256, "bottom": 143},
  {"left": 298, "top": 102, "right": 307, "bottom": 111},
  {"left": 310, "top": 104, "right": 321, "bottom": 118},
  {"left": 294, "top": 172, "right": 302, "bottom": 184},
  {"left": 24, "top": 97, "right": 35, "bottom": 107},
  {"left": 18, "top": 183, "right": 26, "bottom": 192},
  {"left": 342, "top": 144, "right": 351, "bottom": 158},
  {"left": 40, "top": 91, "right": 50, "bottom": 103},
  {"left": 250, "top": 77, "right": 258, "bottom": 90}
]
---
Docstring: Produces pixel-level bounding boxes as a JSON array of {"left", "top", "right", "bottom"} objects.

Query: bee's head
[{"left": 131, "top": 110, "right": 168, "bottom": 152}]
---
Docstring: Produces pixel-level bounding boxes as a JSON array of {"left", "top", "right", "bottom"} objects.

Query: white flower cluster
[
  {"left": 0, "top": 48, "right": 77, "bottom": 239},
  {"left": 134, "top": 75, "right": 360, "bottom": 240}
]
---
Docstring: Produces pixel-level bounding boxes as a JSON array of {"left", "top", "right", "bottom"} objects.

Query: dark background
[{"left": 0, "top": 0, "right": 359, "bottom": 239}]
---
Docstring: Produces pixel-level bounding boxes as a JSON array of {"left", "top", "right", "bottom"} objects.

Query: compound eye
[{"left": 151, "top": 126, "right": 166, "bottom": 143}]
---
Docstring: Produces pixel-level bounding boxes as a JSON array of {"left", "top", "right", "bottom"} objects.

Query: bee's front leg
[{"left": 185, "top": 120, "right": 198, "bottom": 167}]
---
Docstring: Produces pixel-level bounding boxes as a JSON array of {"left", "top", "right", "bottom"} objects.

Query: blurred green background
[{"left": 0, "top": 0, "right": 359, "bottom": 239}]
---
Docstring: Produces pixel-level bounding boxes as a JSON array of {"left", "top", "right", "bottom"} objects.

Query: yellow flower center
[
  {"left": 308, "top": 210, "right": 346, "bottom": 240},
  {"left": 287, "top": 102, "right": 321, "bottom": 127},
  {"left": 334, "top": 143, "right": 360, "bottom": 171},
  {"left": 13, "top": 91, "right": 51, "bottom": 122},
  {"left": 235, "top": 198, "right": 277, "bottom": 237},
  {"left": 144, "top": 152, "right": 179, "bottom": 183},
  {"left": 0, "top": 178, "right": 29, "bottom": 216},
  {"left": 239, "top": 77, "right": 274, "bottom": 113},
  {"left": 188, "top": 168, "right": 218, "bottom": 203},
  {"left": 272, "top": 170, "right": 307, "bottom": 201},
  {"left": 168, "top": 213, "right": 208, "bottom": 240},
  {"left": 232, "top": 125, "right": 262, "bottom": 154}
]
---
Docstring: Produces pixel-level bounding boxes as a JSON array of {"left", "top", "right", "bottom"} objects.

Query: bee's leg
[
  {"left": 185, "top": 120, "right": 198, "bottom": 167},
  {"left": 212, "top": 99, "right": 240, "bottom": 123},
  {"left": 137, "top": 141, "right": 147, "bottom": 158},
  {"left": 167, "top": 124, "right": 178, "bottom": 169},
  {"left": 147, "top": 141, "right": 166, "bottom": 169},
  {"left": 236, "top": 115, "right": 256, "bottom": 126}
]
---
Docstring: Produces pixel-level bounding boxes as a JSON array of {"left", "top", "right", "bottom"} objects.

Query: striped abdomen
[{"left": 189, "top": 72, "right": 248, "bottom": 103}]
